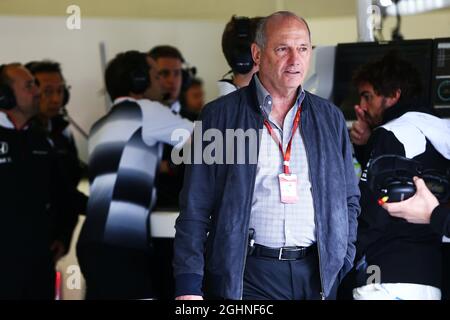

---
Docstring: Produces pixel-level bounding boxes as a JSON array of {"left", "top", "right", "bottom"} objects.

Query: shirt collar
[
  {"left": 0, "top": 110, "right": 31, "bottom": 130},
  {"left": 170, "top": 100, "right": 181, "bottom": 114},
  {"left": 254, "top": 74, "right": 305, "bottom": 116},
  {"left": 0, "top": 111, "right": 14, "bottom": 129}
]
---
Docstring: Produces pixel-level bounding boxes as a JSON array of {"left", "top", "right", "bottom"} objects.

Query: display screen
[{"left": 332, "top": 40, "right": 434, "bottom": 120}]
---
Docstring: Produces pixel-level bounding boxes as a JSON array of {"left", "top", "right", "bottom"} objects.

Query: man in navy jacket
[{"left": 173, "top": 11, "right": 360, "bottom": 300}]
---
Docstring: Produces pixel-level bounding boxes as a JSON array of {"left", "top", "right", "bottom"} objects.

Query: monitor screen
[
  {"left": 432, "top": 37, "right": 450, "bottom": 118},
  {"left": 332, "top": 39, "right": 434, "bottom": 120}
]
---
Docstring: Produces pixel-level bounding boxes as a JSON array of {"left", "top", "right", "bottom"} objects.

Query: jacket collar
[{"left": 247, "top": 75, "right": 309, "bottom": 116}]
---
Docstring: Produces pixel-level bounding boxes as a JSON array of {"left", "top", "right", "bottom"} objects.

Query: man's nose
[
  {"left": 166, "top": 73, "right": 178, "bottom": 85},
  {"left": 51, "top": 92, "right": 63, "bottom": 104},
  {"left": 287, "top": 48, "right": 301, "bottom": 64}
]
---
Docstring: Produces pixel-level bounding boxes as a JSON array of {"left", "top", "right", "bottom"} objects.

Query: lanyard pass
[
  {"left": 263, "top": 104, "right": 302, "bottom": 203},
  {"left": 263, "top": 105, "right": 301, "bottom": 175},
  {"left": 279, "top": 173, "right": 299, "bottom": 203}
]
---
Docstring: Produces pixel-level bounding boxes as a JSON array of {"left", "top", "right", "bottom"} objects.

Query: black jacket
[
  {"left": 356, "top": 104, "right": 450, "bottom": 288},
  {"left": 0, "top": 119, "right": 72, "bottom": 259}
]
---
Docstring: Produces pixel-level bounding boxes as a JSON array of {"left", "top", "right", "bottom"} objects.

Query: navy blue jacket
[{"left": 173, "top": 78, "right": 360, "bottom": 299}]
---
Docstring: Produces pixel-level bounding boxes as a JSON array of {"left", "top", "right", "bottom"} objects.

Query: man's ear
[
  {"left": 385, "top": 89, "right": 401, "bottom": 107},
  {"left": 251, "top": 43, "right": 261, "bottom": 66}
]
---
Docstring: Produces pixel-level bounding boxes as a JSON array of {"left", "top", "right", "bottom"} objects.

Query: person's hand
[
  {"left": 50, "top": 240, "right": 66, "bottom": 263},
  {"left": 350, "top": 105, "right": 371, "bottom": 146},
  {"left": 175, "top": 295, "right": 204, "bottom": 300},
  {"left": 159, "top": 160, "right": 171, "bottom": 174},
  {"left": 382, "top": 177, "right": 439, "bottom": 224}
]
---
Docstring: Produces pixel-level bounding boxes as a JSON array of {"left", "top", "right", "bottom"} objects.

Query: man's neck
[
  {"left": 257, "top": 75, "right": 300, "bottom": 128},
  {"left": 38, "top": 114, "right": 50, "bottom": 128},
  {"left": 6, "top": 109, "right": 30, "bottom": 130},
  {"left": 233, "top": 72, "right": 253, "bottom": 89},
  {"left": 269, "top": 90, "right": 298, "bottom": 129}
]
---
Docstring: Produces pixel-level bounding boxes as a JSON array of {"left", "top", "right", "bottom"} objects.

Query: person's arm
[
  {"left": 382, "top": 176, "right": 450, "bottom": 237},
  {"left": 430, "top": 205, "right": 450, "bottom": 238},
  {"left": 339, "top": 110, "right": 361, "bottom": 277},
  {"left": 172, "top": 105, "right": 217, "bottom": 299},
  {"left": 350, "top": 105, "right": 371, "bottom": 146},
  {"left": 139, "top": 99, "right": 193, "bottom": 148},
  {"left": 355, "top": 128, "right": 407, "bottom": 259},
  {"left": 350, "top": 105, "right": 372, "bottom": 168},
  {"left": 49, "top": 146, "right": 78, "bottom": 259}
]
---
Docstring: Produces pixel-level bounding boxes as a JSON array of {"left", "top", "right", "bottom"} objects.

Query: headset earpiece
[
  {"left": 62, "top": 85, "right": 70, "bottom": 107},
  {"left": 129, "top": 66, "right": 150, "bottom": 94},
  {"left": 181, "top": 65, "right": 197, "bottom": 91},
  {"left": 230, "top": 17, "right": 254, "bottom": 75}
]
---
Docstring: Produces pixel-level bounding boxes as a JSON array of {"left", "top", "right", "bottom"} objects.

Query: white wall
[
  {"left": 0, "top": 15, "right": 228, "bottom": 162},
  {"left": 1, "top": 10, "right": 449, "bottom": 161}
]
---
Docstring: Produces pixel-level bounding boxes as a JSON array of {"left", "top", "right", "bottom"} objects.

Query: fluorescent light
[{"left": 385, "top": 0, "right": 450, "bottom": 15}]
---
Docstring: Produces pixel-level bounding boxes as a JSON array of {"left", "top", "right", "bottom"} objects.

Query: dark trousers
[
  {"left": 77, "top": 244, "right": 154, "bottom": 300},
  {"left": 243, "top": 249, "right": 323, "bottom": 300},
  {"left": 151, "top": 238, "right": 175, "bottom": 300},
  {"left": 0, "top": 255, "right": 55, "bottom": 300}
]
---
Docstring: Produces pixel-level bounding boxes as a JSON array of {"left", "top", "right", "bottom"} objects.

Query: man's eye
[{"left": 276, "top": 47, "right": 287, "bottom": 53}]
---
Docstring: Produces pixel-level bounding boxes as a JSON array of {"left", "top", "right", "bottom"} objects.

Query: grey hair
[{"left": 254, "top": 11, "right": 311, "bottom": 48}]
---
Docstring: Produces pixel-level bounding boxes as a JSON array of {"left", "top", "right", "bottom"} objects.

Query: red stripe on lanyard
[{"left": 263, "top": 104, "right": 302, "bottom": 175}]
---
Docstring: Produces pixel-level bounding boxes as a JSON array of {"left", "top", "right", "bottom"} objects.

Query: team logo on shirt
[{"left": 0, "top": 141, "right": 8, "bottom": 155}]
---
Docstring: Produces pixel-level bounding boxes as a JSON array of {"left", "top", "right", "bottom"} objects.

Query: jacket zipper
[
  {"left": 300, "top": 114, "right": 326, "bottom": 300},
  {"left": 238, "top": 117, "right": 262, "bottom": 300}
]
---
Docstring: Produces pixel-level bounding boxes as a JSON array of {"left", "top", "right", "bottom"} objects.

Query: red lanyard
[{"left": 263, "top": 105, "right": 302, "bottom": 175}]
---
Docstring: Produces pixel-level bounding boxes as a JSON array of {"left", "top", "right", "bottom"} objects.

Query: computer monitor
[
  {"left": 332, "top": 39, "right": 434, "bottom": 120},
  {"left": 432, "top": 37, "right": 450, "bottom": 118}
]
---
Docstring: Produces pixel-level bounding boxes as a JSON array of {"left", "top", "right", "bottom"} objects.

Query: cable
[{"left": 391, "top": 0, "right": 404, "bottom": 41}]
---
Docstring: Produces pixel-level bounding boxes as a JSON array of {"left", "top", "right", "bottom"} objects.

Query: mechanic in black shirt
[{"left": 0, "top": 63, "right": 71, "bottom": 299}]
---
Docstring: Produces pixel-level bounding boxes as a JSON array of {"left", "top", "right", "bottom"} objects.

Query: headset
[
  {"left": 128, "top": 58, "right": 151, "bottom": 95},
  {"left": 181, "top": 64, "right": 197, "bottom": 92},
  {"left": 0, "top": 64, "right": 17, "bottom": 110},
  {"left": 367, "top": 154, "right": 450, "bottom": 203},
  {"left": 229, "top": 16, "right": 254, "bottom": 75}
]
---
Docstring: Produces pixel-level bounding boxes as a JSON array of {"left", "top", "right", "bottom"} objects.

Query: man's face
[
  {"left": 143, "top": 56, "right": 163, "bottom": 101},
  {"left": 184, "top": 84, "right": 204, "bottom": 113},
  {"left": 154, "top": 57, "right": 183, "bottom": 104},
  {"left": 7, "top": 66, "right": 40, "bottom": 119},
  {"left": 252, "top": 17, "right": 311, "bottom": 95},
  {"left": 34, "top": 72, "right": 65, "bottom": 119},
  {"left": 357, "top": 82, "right": 389, "bottom": 128}
]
